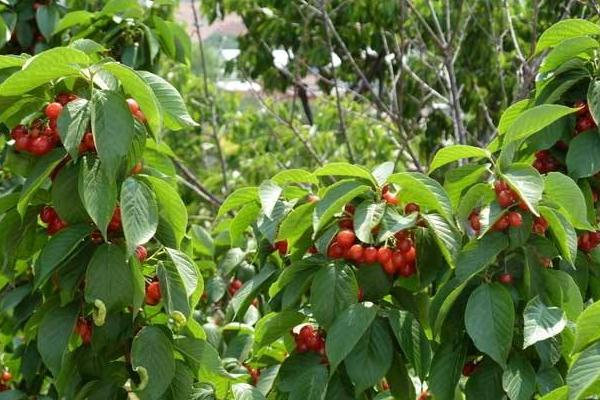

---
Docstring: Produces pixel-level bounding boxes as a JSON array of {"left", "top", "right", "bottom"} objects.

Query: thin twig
[{"left": 173, "top": 158, "right": 223, "bottom": 207}]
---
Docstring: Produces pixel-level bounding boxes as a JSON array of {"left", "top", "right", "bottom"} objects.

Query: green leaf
[
  {"left": 573, "top": 301, "right": 600, "bottom": 353},
  {"left": 271, "top": 169, "right": 318, "bottom": 185},
  {"left": 218, "top": 187, "right": 259, "bottom": 217},
  {"left": 544, "top": 173, "right": 592, "bottom": 229},
  {"left": 101, "top": 0, "right": 144, "bottom": 18},
  {"left": 345, "top": 318, "right": 393, "bottom": 394},
  {"left": 376, "top": 207, "right": 417, "bottom": 242},
  {"left": 232, "top": 383, "right": 266, "bottom": 400},
  {"left": 536, "top": 19, "right": 600, "bottom": 54},
  {"left": 566, "top": 341, "right": 600, "bottom": 400},
  {"left": 542, "top": 269, "right": 583, "bottom": 322},
  {"left": 502, "top": 164, "right": 544, "bottom": 214},
  {"left": 157, "top": 261, "right": 191, "bottom": 316},
  {"left": 0, "top": 48, "right": 89, "bottom": 96},
  {"left": 253, "top": 311, "right": 305, "bottom": 351},
  {"left": 387, "top": 172, "right": 454, "bottom": 222},
  {"left": 429, "top": 145, "right": 491, "bottom": 173},
  {"left": 54, "top": 10, "right": 94, "bottom": 33},
  {"left": 34, "top": 224, "right": 92, "bottom": 288},
  {"left": 353, "top": 200, "right": 385, "bottom": 243},
  {"left": 388, "top": 309, "right": 431, "bottom": 380},
  {"left": 57, "top": 98, "right": 90, "bottom": 161},
  {"left": 326, "top": 302, "right": 378, "bottom": 373},
  {"left": 456, "top": 182, "right": 495, "bottom": 221},
  {"left": 137, "top": 71, "right": 197, "bottom": 130},
  {"left": 79, "top": 157, "right": 117, "bottom": 239},
  {"left": 165, "top": 362, "right": 194, "bottom": 400},
  {"left": 277, "top": 202, "right": 315, "bottom": 246},
  {"left": 165, "top": 248, "right": 201, "bottom": 299},
  {"left": 230, "top": 202, "right": 260, "bottom": 247},
  {"left": 121, "top": 177, "right": 158, "bottom": 255},
  {"left": 91, "top": 89, "right": 135, "bottom": 178},
  {"left": 145, "top": 176, "right": 188, "bottom": 249},
  {"left": 258, "top": 180, "right": 282, "bottom": 218},
  {"left": 523, "top": 297, "right": 567, "bottom": 349},
  {"left": 131, "top": 326, "right": 176, "bottom": 400},
  {"left": 502, "top": 354, "right": 537, "bottom": 400},
  {"left": 587, "top": 79, "right": 600, "bottom": 126},
  {"left": 36, "top": 4, "right": 59, "bottom": 41},
  {"left": 310, "top": 263, "right": 358, "bottom": 329},
  {"left": 539, "top": 206, "right": 577, "bottom": 264},
  {"left": 279, "top": 353, "right": 328, "bottom": 400},
  {"left": 314, "top": 162, "right": 376, "bottom": 186},
  {"left": 428, "top": 340, "right": 466, "bottom": 400},
  {"left": 51, "top": 162, "right": 88, "bottom": 224},
  {"left": 85, "top": 244, "right": 133, "bottom": 312},
  {"left": 230, "top": 264, "right": 276, "bottom": 319},
  {"left": 444, "top": 164, "right": 490, "bottom": 209},
  {"left": 101, "top": 62, "right": 162, "bottom": 138},
  {"left": 312, "top": 180, "right": 370, "bottom": 232},
  {"left": 498, "top": 99, "right": 531, "bottom": 135},
  {"left": 504, "top": 105, "right": 576, "bottom": 143},
  {"left": 566, "top": 130, "right": 600, "bottom": 179},
  {"left": 465, "top": 359, "right": 505, "bottom": 400},
  {"left": 540, "top": 36, "right": 599, "bottom": 73},
  {"left": 465, "top": 283, "right": 515, "bottom": 367},
  {"left": 37, "top": 303, "right": 79, "bottom": 377},
  {"left": 18, "top": 149, "right": 65, "bottom": 216},
  {"left": 371, "top": 162, "right": 395, "bottom": 186},
  {"left": 456, "top": 233, "right": 509, "bottom": 282},
  {"left": 422, "top": 213, "right": 461, "bottom": 268}
]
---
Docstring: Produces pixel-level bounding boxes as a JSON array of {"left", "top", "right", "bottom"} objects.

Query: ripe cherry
[
  {"left": 1, "top": 371, "right": 11, "bottom": 382},
  {"left": 75, "top": 318, "right": 92, "bottom": 345},
  {"left": 377, "top": 247, "right": 392, "bottom": 264},
  {"left": 347, "top": 244, "right": 364, "bottom": 263},
  {"left": 494, "top": 215, "right": 510, "bottom": 231},
  {"left": 90, "top": 230, "right": 103, "bottom": 244},
  {"left": 45, "top": 102, "right": 63, "bottom": 119},
  {"left": 126, "top": 98, "right": 140, "bottom": 114},
  {"left": 397, "top": 238, "right": 412, "bottom": 253},
  {"left": 336, "top": 229, "right": 356, "bottom": 248},
  {"left": 508, "top": 211, "right": 522, "bottom": 227},
  {"left": 363, "top": 246, "right": 378, "bottom": 264},
  {"left": 39, "top": 205, "right": 57, "bottom": 223},
  {"left": 383, "top": 191, "right": 399, "bottom": 205},
  {"left": 308, "top": 245, "right": 318, "bottom": 254},
  {"left": 133, "top": 110, "right": 146, "bottom": 123},
  {"left": 307, "top": 194, "right": 319, "bottom": 203},
  {"left": 494, "top": 180, "right": 508, "bottom": 194},
  {"left": 404, "top": 202, "right": 420, "bottom": 214},
  {"left": 344, "top": 204, "right": 355, "bottom": 215},
  {"left": 10, "top": 124, "right": 27, "bottom": 139},
  {"left": 498, "top": 273, "right": 514, "bottom": 285},
  {"left": 532, "top": 216, "right": 548, "bottom": 235},
  {"left": 275, "top": 240, "right": 288, "bottom": 255},
  {"left": 79, "top": 132, "right": 95, "bottom": 154},
  {"left": 404, "top": 246, "right": 417, "bottom": 263},
  {"left": 576, "top": 116, "right": 596, "bottom": 133},
  {"left": 108, "top": 207, "right": 122, "bottom": 232},
  {"left": 497, "top": 190, "right": 514, "bottom": 208},
  {"left": 417, "top": 390, "right": 431, "bottom": 400},
  {"left": 29, "top": 136, "right": 54, "bottom": 156},
  {"left": 382, "top": 259, "right": 396, "bottom": 275},
  {"left": 338, "top": 218, "right": 353, "bottom": 229},
  {"left": 135, "top": 245, "right": 148, "bottom": 262},
  {"left": 47, "top": 218, "right": 67, "bottom": 235},
  {"left": 574, "top": 100, "right": 589, "bottom": 116},
  {"left": 469, "top": 211, "right": 481, "bottom": 232},
  {"left": 131, "top": 162, "right": 143, "bottom": 175},
  {"left": 398, "top": 261, "right": 416, "bottom": 277},
  {"left": 462, "top": 361, "right": 478, "bottom": 377},
  {"left": 145, "top": 281, "right": 161, "bottom": 305},
  {"left": 228, "top": 279, "right": 243, "bottom": 296},
  {"left": 391, "top": 250, "right": 405, "bottom": 270},
  {"left": 541, "top": 257, "right": 552, "bottom": 268},
  {"left": 328, "top": 242, "right": 345, "bottom": 259}
]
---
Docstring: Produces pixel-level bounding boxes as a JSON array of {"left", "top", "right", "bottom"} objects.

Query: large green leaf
[
  {"left": 37, "top": 303, "right": 79, "bottom": 377},
  {"left": 429, "top": 145, "right": 491, "bottom": 173},
  {"left": 271, "top": 169, "right": 319, "bottom": 185},
  {"left": 345, "top": 318, "right": 393, "bottom": 394},
  {"left": 0, "top": 47, "right": 89, "bottom": 96},
  {"left": 157, "top": 261, "right": 192, "bottom": 317},
  {"left": 258, "top": 180, "right": 282, "bottom": 218},
  {"left": 542, "top": 269, "right": 583, "bottom": 322},
  {"left": 388, "top": 309, "right": 431, "bottom": 380},
  {"left": 18, "top": 149, "right": 65, "bottom": 216},
  {"left": 587, "top": 79, "right": 600, "bottom": 126},
  {"left": 502, "top": 354, "right": 537, "bottom": 400},
  {"left": 314, "top": 162, "right": 376, "bottom": 186},
  {"left": 502, "top": 164, "right": 544, "bottom": 214},
  {"left": 422, "top": 213, "right": 461, "bottom": 268},
  {"left": 91, "top": 89, "right": 135, "bottom": 178},
  {"left": 310, "top": 263, "right": 358, "bottom": 329},
  {"left": 232, "top": 383, "right": 266, "bottom": 400},
  {"left": 465, "top": 283, "right": 515, "bottom": 367},
  {"left": 428, "top": 340, "right": 466, "bottom": 400},
  {"left": 465, "top": 359, "right": 505, "bottom": 400},
  {"left": 455, "top": 233, "right": 508, "bottom": 282},
  {"left": 573, "top": 301, "right": 600, "bottom": 353},
  {"left": 387, "top": 172, "right": 454, "bottom": 222},
  {"left": 498, "top": 99, "right": 531, "bottom": 135},
  {"left": 165, "top": 248, "right": 201, "bottom": 299},
  {"left": 504, "top": 105, "right": 576, "bottom": 143},
  {"left": 34, "top": 224, "right": 92, "bottom": 288},
  {"left": 312, "top": 180, "right": 370, "bottom": 232},
  {"left": 145, "top": 176, "right": 188, "bottom": 249},
  {"left": 353, "top": 199, "right": 385, "bottom": 243},
  {"left": 36, "top": 4, "right": 59, "bottom": 40},
  {"left": 51, "top": 162, "right": 88, "bottom": 224},
  {"left": 101, "top": 62, "right": 162, "bottom": 139},
  {"left": 566, "top": 131, "right": 600, "bottom": 179},
  {"left": 79, "top": 157, "right": 117, "bottom": 239},
  {"left": 325, "top": 302, "right": 378, "bottom": 373},
  {"left": 566, "top": 341, "right": 600, "bottom": 400},
  {"left": 277, "top": 202, "right": 315, "bottom": 246},
  {"left": 57, "top": 98, "right": 90, "bottom": 161},
  {"left": 544, "top": 173, "right": 592, "bottom": 230},
  {"left": 536, "top": 19, "right": 600, "bottom": 54},
  {"left": 278, "top": 353, "right": 328, "bottom": 400},
  {"left": 131, "top": 326, "right": 176, "bottom": 400},
  {"left": 523, "top": 297, "right": 567, "bottom": 349},
  {"left": 540, "top": 36, "right": 599, "bottom": 73},
  {"left": 85, "top": 244, "right": 133, "bottom": 312},
  {"left": 218, "top": 187, "right": 259, "bottom": 217},
  {"left": 253, "top": 311, "right": 305, "bottom": 351},
  {"left": 539, "top": 206, "right": 577, "bottom": 264},
  {"left": 121, "top": 177, "right": 158, "bottom": 255}
]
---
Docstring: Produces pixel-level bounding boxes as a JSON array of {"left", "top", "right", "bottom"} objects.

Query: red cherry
[
  {"left": 108, "top": 207, "right": 121, "bottom": 232},
  {"left": 305, "top": 335, "right": 321, "bottom": 351},
  {"left": 398, "top": 261, "right": 416, "bottom": 277},
  {"left": 29, "top": 136, "right": 54, "bottom": 156},
  {"left": 55, "top": 92, "right": 77, "bottom": 106},
  {"left": 135, "top": 245, "right": 148, "bottom": 262},
  {"left": 394, "top": 230, "right": 409, "bottom": 242},
  {"left": 494, "top": 180, "right": 508, "bottom": 195},
  {"left": 336, "top": 230, "right": 356, "bottom": 248},
  {"left": 576, "top": 116, "right": 596, "bottom": 133},
  {"left": 344, "top": 204, "right": 355, "bottom": 215},
  {"left": 404, "top": 202, "right": 420, "bottom": 214},
  {"left": 1, "top": 371, "right": 11, "bottom": 382},
  {"left": 462, "top": 361, "right": 478, "bottom": 377},
  {"left": 47, "top": 218, "right": 67, "bottom": 235},
  {"left": 397, "top": 238, "right": 412, "bottom": 253},
  {"left": 39, "top": 205, "right": 57, "bottom": 223},
  {"left": 377, "top": 247, "right": 393, "bottom": 264},
  {"left": 404, "top": 246, "right": 417, "bottom": 263},
  {"left": 307, "top": 194, "right": 319, "bottom": 203},
  {"left": 363, "top": 247, "right": 378, "bottom": 264},
  {"left": 79, "top": 132, "right": 95, "bottom": 154},
  {"left": 308, "top": 245, "right": 318, "bottom": 254},
  {"left": 45, "top": 102, "right": 63, "bottom": 119},
  {"left": 328, "top": 242, "right": 345, "bottom": 259},
  {"left": 494, "top": 215, "right": 510, "bottom": 231},
  {"left": 75, "top": 318, "right": 93, "bottom": 345},
  {"left": 383, "top": 191, "right": 399, "bottom": 205},
  {"left": 469, "top": 212, "right": 481, "bottom": 232},
  {"left": 133, "top": 109, "right": 146, "bottom": 123},
  {"left": 338, "top": 218, "right": 354, "bottom": 229},
  {"left": 275, "top": 240, "right": 288, "bottom": 255},
  {"left": 358, "top": 287, "right": 364, "bottom": 301},
  {"left": 381, "top": 184, "right": 390, "bottom": 195},
  {"left": 296, "top": 342, "right": 308, "bottom": 353},
  {"left": 382, "top": 259, "right": 396, "bottom": 275},
  {"left": 508, "top": 211, "right": 522, "bottom": 227},
  {"left": 131, "top": 162, "right": 143, "bottom": 175},
  {"left": 90, "top": 230, "right": 103, "bottom": 244},
  {"left": 10, "top": 124, "right": 27, "bottom": 139},
  {"left": 498, "top": 273, "right": 514, "bottom": 285},
  {"left": 574, "top": 100, "right": 589, "bottom": 116},
  {"left": 126, "top": 98, "right": 140, "bottom": 114},
  {"left": 145, "top": 281, "right": 161, "bottom": 305},
  {"left": 391, "top": 250, "right": 405, "bottom": 271},
  {"left": 497, "top": 190, "right": 514, "bottom": 208},
  {"left": 347, "top": 244, "right": 365, "bottom": 263}
]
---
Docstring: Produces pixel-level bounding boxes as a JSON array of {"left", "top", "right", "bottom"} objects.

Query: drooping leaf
[
  {"left": 121, "top": 177, "right": 158, "bottom": 255},
  {"left": 429, "top": 145, "right": 491, "bottom": 173},
  {"left": 523, "top": 297, "right": 567, "bottom": 349},
  {"left": 310, "top": 263, "right": 358, "bottom": 329}
]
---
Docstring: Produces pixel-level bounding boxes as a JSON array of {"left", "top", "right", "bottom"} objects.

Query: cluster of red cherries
[
  {"left": 577, "top": 231, "right": 600, "bottom": 252},
  {"left": 0, "top": 370, "right": 11, "bottom": 392},
  {"left": 574, "top": 100, "right": 597, "bottom": 134},
  {"left": 533, "top": 150, "right": 560, "bottom": 174},
  {"left": 292, "top": 325, "right": 327, "bottom": 361},
  {"left": 227, "top": 278, "right": 243, "bottom": 296},
  {"left": 39, "top": 205, "right": 68, "bottom": 235}
]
